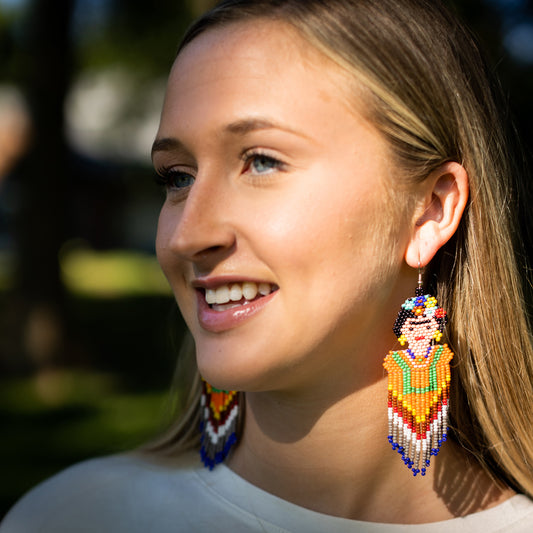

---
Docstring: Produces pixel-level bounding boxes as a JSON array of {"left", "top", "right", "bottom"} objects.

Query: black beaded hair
[{"left": 393, "top": 292, "right": 448, "bottom": 338}]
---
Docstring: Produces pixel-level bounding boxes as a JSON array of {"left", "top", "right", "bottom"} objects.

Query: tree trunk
[{"left": 8, "top": 0, "right": 74, "bottom": 371}]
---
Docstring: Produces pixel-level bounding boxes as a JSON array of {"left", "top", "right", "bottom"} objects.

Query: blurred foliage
[
  {"left": 73, "top": 0, "right": 194, "bottom": 77},
  {"left": 59, "top": 245, "right": 171, "bottom": 297},
  {"left": 0, "top": 370, "right": 171, "bottom": 518},
  {"left": 447, "top": 0, "right": 533, "bottom": 150},
  {"left": 0, "top": 4, "right": 22, "bottom": 81},
  {"left": 0, "top": 289, "right": 186, "bottom": 519},
  {"left": 0, "top": 0, "right": 199, "bottom": 81}
]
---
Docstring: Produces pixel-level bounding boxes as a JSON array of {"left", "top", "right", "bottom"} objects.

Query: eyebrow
[
  {"left": 151, "top": 137, "right": 185, "bottom": 157},
  {"left": 224, "top": 117, "right": 304, "bottom": 136},
  {"left": 151, "top": 117, "right": 310, "bottom": 157}
]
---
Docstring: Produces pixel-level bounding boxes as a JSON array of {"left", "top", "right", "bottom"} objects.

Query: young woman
[{"left": 3, "top": 0, "right": 533, "bottom": 531}]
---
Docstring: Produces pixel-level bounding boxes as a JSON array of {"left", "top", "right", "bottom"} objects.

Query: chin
[
  {"left": 192, "top": 330, "right": 281, "bottom": 390},
  {"left": 196, "top": 352, "right": 261, "bottom": 392},
  {"left": 197, "top": 353, "right": 287, "bottom": 393}
]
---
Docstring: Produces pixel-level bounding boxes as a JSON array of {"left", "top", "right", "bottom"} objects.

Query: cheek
[
  {"left": 256, "top": 178, "right": 385, "bottom": 262},
  {"left": 155, "top": 211, "right": 170, "bottom": 269},
  {"left": 155, "top": 216, "right": 195, "bottom": 325}
]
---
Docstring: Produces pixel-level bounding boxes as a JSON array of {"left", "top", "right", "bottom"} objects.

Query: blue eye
[
  {"left": 251, "top": 155, "right": 278, "bottom": 173},
  {"left": 244, "top": 152, "right": 284, "bottom": 175},
  {"left": 169, "top": 171, "right": 195, "bottom": 189},
  {"left": 155, "top": 168, "right": 195, "bottom": 190}
]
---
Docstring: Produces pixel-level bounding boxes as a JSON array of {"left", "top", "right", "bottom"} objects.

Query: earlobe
[{"left": 405, "top": 161, "right": 469, "bottom": 268}]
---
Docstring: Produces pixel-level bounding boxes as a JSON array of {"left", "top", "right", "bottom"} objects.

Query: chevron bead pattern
[{"left": 200, "top": 381, "right": 239, "bottom": 470}]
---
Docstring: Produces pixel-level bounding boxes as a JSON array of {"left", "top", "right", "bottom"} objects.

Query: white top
[{"left": 1, "top": 451, "right": 532, "bottom": 532}]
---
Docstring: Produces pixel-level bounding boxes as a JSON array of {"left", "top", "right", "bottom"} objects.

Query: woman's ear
[{"left": 405, "top": 161, "right": 469, "bottom": 268}]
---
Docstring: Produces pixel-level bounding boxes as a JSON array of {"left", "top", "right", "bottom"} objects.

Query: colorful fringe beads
[
  {"left": 383, "top": 288, "right": 453, "bottom": 476},
  {"left": 200, "top": 380, "right": 239, "bottom": 470}
]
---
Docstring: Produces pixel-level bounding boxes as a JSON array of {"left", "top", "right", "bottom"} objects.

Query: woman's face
[{"left": 154, "top": 21, "right": 412, "bottom": 393}]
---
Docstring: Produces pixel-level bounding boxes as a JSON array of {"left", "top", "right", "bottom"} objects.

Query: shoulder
[
  {"left": 499, "top": 494, "right": 533, "bottom": 531},
  {"left": 453, "top": 494, "right": 533, "bottom": 533},
  {"left": 0, "top": 451, "right": 209, "bottom": 533},
  {"left": 3, "top": 455, "right": 532, "bottom": 533},
  {"left": 0, "top": 451, "right": 296, "bottom": 533}
]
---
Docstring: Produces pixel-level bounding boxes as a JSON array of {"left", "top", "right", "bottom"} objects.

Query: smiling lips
[{"left": 196, "top": 281, "right": 278, "bottom": 332}]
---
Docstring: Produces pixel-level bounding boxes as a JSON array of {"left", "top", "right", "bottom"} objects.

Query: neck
[{"left": 227, "top": 376, "right": 512, "bottom": 523}]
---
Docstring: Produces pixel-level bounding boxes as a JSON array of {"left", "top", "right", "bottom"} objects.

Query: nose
[{"left": 158, "top": 175, "right": 236, "bottom": 265}]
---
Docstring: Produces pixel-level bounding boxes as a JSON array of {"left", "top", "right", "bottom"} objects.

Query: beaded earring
[
  {"left": 383, "top": 267, "right": 453, "bottom": 476},
  {"left": 200, "top": 380, "right": 240, "bottom": 470}
]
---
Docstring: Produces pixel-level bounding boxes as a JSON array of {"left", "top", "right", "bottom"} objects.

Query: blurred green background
[{"left": 0, "top": 0, "right": 532, "bottom": 521}]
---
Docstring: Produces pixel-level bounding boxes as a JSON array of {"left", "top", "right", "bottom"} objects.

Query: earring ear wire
[{"left": 416, "top": 260, "right": 424, "bottom": 296}]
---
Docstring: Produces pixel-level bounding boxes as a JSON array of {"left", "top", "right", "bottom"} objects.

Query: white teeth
[
  {"left": 212, "top": 302, "right": 246, "bottom": 312},
  {"left": 215, "top": 285, "right": 230, "bottom": 304},
  {"left": 204, "top": 282, "right": 274, "bottom": 306},
  {"left": 242, "top": 282, "right": 258, "bottom": 300},
  {"left": 229, "top": 283, "right": 243, "bottom": 301},
  {"left": 205, "top": 288, "right": 217, "bottom": 304},
  {"left": 258, "top": 282, "right": 270, "bottom": 296}
]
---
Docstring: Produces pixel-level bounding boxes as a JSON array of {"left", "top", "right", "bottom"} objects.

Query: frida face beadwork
[
  {"left": 394, "top": 294, "right": 447, "bottom": 369},
  {"left": 383, "top": 289, "right": 453, "bottom": 476}
]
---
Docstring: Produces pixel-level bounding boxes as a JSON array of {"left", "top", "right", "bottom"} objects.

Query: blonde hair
[{"left": 146, "top": 0, "right": 533, "bottom": 496}]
